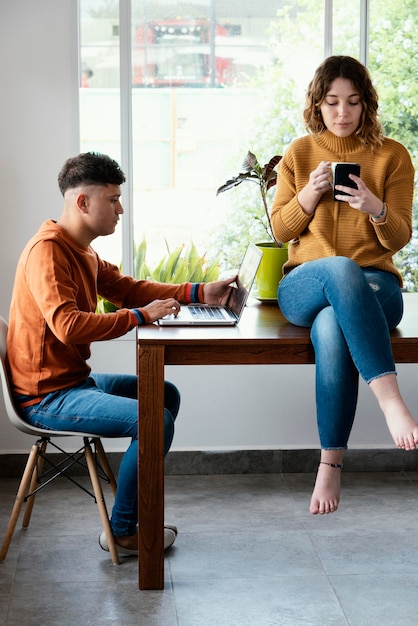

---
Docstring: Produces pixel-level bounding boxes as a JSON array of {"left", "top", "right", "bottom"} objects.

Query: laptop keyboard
[{"left": 189, "top": 306, "right": 226, "bottom": 320}]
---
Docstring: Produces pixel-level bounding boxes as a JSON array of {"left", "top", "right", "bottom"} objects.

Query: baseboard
[
  {"left": 165, "top": 448, "right": 418, "bottom": 474},
  {"left": 1, "top": 448, "right": 417, "bottom": 478}
]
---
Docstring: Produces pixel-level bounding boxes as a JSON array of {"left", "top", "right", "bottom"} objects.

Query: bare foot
[
  {"left": 384, "top": 408, "right": 418, "bottom": 451},
  {"left": 310, "top": 462, "right": 342, "bottom": 515},
  {"left": 369, "top": 375, "right": 418, "bottom": 451}
]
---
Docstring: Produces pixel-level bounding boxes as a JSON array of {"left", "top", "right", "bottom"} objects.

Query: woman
[{"left": 270, "top": 56, "right": 417, "bottom": 516}]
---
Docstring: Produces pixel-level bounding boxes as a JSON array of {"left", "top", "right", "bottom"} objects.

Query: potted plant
[
  {"left": 97, "top": 238, "right": 220, "bottom": 313},
  {"left": 216, "top": 150, "right": 288, "bottom": 301}
]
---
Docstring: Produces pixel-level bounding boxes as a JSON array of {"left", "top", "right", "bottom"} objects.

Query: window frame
[{"left": 79, "top": 0, "right": 371, "bottom": 276}]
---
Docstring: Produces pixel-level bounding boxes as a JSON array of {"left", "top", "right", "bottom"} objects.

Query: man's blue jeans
[
  {"left": 20, "top": 374, "right": 180, "bottom": 537},
  {"left": 278, "top": 257, "right": 403, "bottom": 450}
]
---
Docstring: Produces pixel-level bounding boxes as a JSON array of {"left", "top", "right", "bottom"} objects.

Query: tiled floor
[{"left": 1, "top": 470, "right": 418, "bottom": 626}]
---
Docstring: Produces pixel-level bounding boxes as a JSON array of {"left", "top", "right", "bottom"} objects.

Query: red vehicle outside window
[{"left": 133, "top": 18, "right": 236, "bottom": 87}]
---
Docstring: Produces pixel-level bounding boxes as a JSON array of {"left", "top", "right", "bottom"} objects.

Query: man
[{"left": 7, "top": 151, "right": 236, "bottom": 555}]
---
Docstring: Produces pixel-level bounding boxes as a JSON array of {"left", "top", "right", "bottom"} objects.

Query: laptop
[{"left": 158, "top": 242, "right": 263, "bottom": 326}]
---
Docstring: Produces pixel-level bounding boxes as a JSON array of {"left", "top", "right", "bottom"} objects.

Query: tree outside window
[{"left": 79, "top": 0, "right": 418, "bottom": 288}]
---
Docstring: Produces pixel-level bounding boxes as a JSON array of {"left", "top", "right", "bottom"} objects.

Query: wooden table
[{"left": 137, "top": 293, "right": 418, "bottom": 589}]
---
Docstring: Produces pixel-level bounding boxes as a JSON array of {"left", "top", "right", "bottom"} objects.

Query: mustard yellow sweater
[{"left": 271, "top": 131, "right": 415, "bottom": 284}]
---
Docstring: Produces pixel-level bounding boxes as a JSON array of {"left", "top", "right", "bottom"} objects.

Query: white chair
[{"left": 0, "top": 316, "right": 120, "bottom": 564}]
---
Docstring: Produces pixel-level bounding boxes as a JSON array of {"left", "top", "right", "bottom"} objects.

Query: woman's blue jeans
[
  {"left": 19, "top": 374, "right": 180, "bottom": 537},
  {"left": 278, "top": 257, "right": 403, "bottom": 450}
]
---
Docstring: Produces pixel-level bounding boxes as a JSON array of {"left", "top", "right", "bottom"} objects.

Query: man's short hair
[{"left": 58, "top": 152, "right": 126, "bottom": 196}]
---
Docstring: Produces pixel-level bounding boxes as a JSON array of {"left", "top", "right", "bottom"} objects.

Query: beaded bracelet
[{"left": 371, "top": 202, "right": 387, "bottom": 222}]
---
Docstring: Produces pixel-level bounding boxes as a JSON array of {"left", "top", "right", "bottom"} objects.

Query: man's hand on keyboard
[{"left": 141, "top": 298, "right": 181, "bottom": 323}]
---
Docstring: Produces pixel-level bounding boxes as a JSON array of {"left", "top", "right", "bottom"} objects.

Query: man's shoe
[
  {"left": 163, "top": 523, "right": 178, "bottom": 536},
  {"left": 99, "top": 525, "right": 177, "bottom": 556},
  {"left": 99, "top": 531, "right": 138, "bottom": 556},
  {"left": 163, "top": 526, "right": 177, "bottom": 550}
]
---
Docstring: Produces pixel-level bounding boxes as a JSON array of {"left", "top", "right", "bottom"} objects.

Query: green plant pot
[{"left": 254, "top": 242, "right": 288, "bottom": 301}]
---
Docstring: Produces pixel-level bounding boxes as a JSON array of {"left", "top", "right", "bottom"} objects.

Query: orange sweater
[
  {"left": 8, "top": 220, "right": 204, "bottom": 397},
  {"left": 271, "top": 131, "right": 414, "bottom": 283}
]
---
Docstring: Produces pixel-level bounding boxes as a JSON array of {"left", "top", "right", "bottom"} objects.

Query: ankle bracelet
[{"left": 319, "top": 461, "right": 344, "bottom": 469}]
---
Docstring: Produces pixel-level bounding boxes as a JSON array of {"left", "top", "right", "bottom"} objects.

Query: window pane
[
  {"left": 368, "top": 0, "right": 418, "bottom": 291},
  {"left": 79, "top": 0, "right": 418, "bottom": 288},
  {"left": 79, "top": 0, "right": 122, "bottom": 266},
  {"left": 131, "top": 1, "right": 323, "bottom": 273},
  {"left": 333, "top": 0, "right": 361, "bottom": 57}
]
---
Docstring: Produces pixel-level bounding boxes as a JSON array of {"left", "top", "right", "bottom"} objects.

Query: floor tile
[
  {"left": 1, "top": 472, "right": 418, "bottom": 625},
  {"left": 5, "top": 580, "right": 177, "bottom": 626},
  {"left": 168, "top": 529, "right": 324, "bottom": 581},
  {"left": 172, "top": 575, "right": 349, "bottom": 626},
  {"left": 331, "top": 573, "right": 418, "bottom": 626}
]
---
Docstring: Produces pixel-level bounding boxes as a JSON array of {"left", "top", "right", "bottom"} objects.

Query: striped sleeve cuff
[
  {"left": 185, "top": 283, "right": 205, "bottom": 303},
  {"left": 131, "top": 308, "right": 148, "bottom": 325}
]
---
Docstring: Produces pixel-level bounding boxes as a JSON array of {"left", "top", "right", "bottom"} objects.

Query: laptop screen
[{"left": 226, "top": 243, "right": 263, "bottom": 319}]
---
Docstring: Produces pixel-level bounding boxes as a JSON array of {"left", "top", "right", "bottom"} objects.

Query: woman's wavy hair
[{"left": 303, "top": 56, "right": 383, "bottom": 150}]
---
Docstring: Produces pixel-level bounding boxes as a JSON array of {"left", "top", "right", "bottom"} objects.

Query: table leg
[{"left": 137, "top": 342, "right": 165, "bottom": 589}]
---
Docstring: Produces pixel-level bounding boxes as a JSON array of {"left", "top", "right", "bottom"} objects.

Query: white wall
[
  {"left": 87, "top": 336, "right": 418, "bottom": 453},
  {"left": 0, "top": 0, "right": 79, "bottom": 316},
  {"left": 0, "top": 0, "right": 79, "bottom": 452},
  {"left": 1, "top": 1, "right": 417, "bottom": 455}
]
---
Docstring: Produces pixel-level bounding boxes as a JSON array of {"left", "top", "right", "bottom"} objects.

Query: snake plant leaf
[
  {"left": 188, "top": 256, "right": 205, "bottom": 283},
  {"left": 204, "top": 256, "right": 221, "bottom": 282},
  {"left": 150, "top": 257, "right": 166, "bottom": 282},
  {"left": 171, "top": 257, "right": 189, "bottom": 283},
  {"left": 138, "top": 261, "right": 151, "bottom": 280},
  {"left": 161, "top": 244, "right": 184, "bottom": 282},
  {"left": 104, "top": 300, "right": 118, "bottom": 313},
  {"left": 95, "top": 297, "right": 106, "bottom": 314},
  {"left": 133, "top": 238, "right": 147, "bottom": 279},
  {"left": 163, "top": 236, "right": 171, "bottom": 255},
  {"left": 96, "top": 296, "right": 118, "bottom": 314},
  {"left": 97, "top": 238, "right": 221, "bottom": 313},
  {"left": 186, "top": 241, "right": 200, "bottom": 267}
]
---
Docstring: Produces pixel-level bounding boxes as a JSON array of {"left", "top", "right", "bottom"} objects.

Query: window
[{"left": 79, "top": 0, "right": 418, "bottom": 287}]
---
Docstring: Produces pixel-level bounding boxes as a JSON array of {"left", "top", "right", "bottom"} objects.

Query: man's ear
[{"left": 76, "top": 193, "right": 88, "bottom": 213}]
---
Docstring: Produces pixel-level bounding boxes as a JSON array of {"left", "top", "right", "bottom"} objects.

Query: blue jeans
[
  {"left": 19, "top": 374, "right": 180, "bottom": 536},
  {"left": 278, "top": 257, "right": 403, "bottom": 450}
]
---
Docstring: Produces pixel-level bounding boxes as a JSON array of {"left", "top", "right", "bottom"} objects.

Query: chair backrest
[
  {"left": 0, "top": 315, "right": 103, "bottom": 439},
  {"left": 0, "top": 316, "right": 8, "bottom": 363},
  {"left": 0, "top": 315, "right": 45, "bottom": 435}
]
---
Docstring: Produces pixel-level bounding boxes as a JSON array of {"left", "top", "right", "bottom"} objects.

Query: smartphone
[{"left": 331, "top": 162, "right": 361, "bottom": 200}]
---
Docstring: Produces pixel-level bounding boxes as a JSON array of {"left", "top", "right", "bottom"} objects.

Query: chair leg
[
  {"left": 0, "top": 442, "right": 42, "bottom": 561},
  {"left": 21, "top": 438, "right": 48, "bottom": 529},
  {"left": 84, "top": 438, "right": 120, "bottom": 565},
  {"left": 94, "top": 438, "right": 117, "bottom": 496}
]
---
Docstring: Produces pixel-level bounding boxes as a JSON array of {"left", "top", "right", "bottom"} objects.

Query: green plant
[
  {"left": 216, "top": 151, "right": 283, "bottom": 246},
  {"left": 133, "top": 238, "right": 221, "bottom": 283},
  {"left": 96, "top": 238, "right": 221, "bottom": 313}
]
